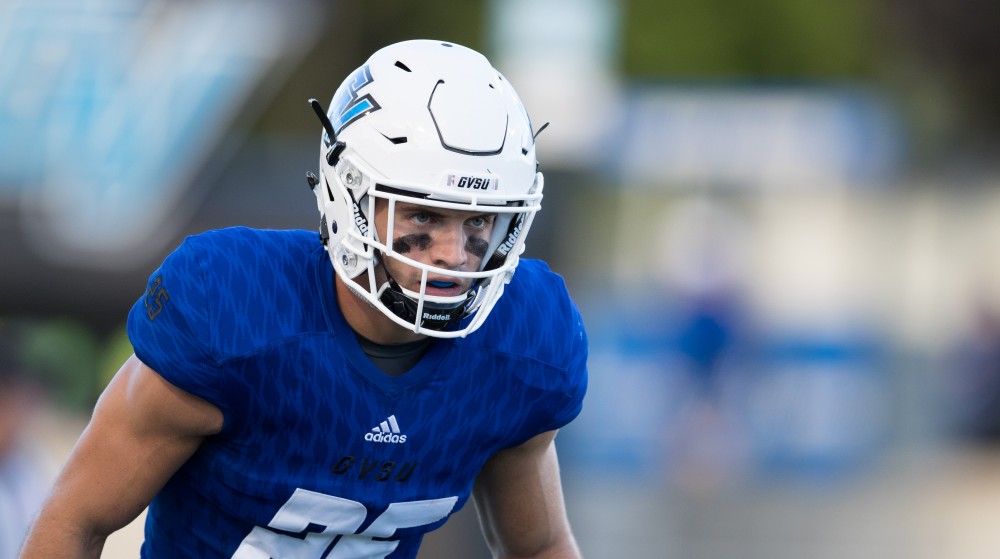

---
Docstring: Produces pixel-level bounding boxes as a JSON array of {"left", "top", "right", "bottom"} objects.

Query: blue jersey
[{"left": 126, "top": 227, "right": 588, "bottom": 558}]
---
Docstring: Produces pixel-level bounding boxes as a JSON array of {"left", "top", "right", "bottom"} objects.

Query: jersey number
[{"left": 232, "top": 488, "right": 457, "bottom": 558}]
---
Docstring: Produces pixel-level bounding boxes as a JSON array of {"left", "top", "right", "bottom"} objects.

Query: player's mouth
[{"left": 425, "top": 278, "right": 465, "bottom": 297}]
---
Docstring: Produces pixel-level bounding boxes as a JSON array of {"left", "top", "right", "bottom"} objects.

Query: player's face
[{"left": 373, "top": 200, "right": 497, "bottom": 297}]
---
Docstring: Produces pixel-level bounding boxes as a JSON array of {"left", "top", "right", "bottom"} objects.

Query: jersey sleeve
[
  {"left": 494, "top": 261, "right": 589, "bottom": 446},
  {"left": 540, "top": 297, "right": 589, "bottom": 433},
  {"left": 126, "top": 235, "right": 222, "bottom": 408}
]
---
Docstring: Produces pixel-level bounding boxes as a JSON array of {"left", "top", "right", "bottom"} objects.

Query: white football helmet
[{"left": 309, "top": 40, "right": 543, "bottom": 338}]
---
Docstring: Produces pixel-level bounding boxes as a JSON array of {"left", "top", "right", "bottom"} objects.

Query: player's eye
[
  {"left": 410, "top": 213, "right": 431, "bottom": 225},
  {"left": 466, "top": 215, "right": 494, "bottom": 229}
]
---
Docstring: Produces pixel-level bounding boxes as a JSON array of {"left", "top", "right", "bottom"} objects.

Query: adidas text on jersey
[{"left": 365, "top": 415, "right": 407, "bottom": 443}]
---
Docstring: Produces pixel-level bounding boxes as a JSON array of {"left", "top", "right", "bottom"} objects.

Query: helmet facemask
[{"left": 317, "top": 155, "right": 542, "bottom": 338}]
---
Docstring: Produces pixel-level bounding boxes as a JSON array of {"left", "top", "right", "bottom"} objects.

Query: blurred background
[{"left": 2, "top": 0, "right": 1000, "bottom": 557}]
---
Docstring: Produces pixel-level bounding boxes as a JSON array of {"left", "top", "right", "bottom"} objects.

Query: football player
[{"left": 20, "top": 40, "right": 587, "bottom": 559}]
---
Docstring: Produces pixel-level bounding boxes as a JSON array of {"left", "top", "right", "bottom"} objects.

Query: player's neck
[{"left": 334, "top": 275, "right": 425, "bottom": 345}]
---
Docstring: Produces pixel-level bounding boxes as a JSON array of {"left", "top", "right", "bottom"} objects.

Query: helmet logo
[
  {"left": 351, "top": 202, "right": 370, "bottom": 237},
  {"left": 496, "top": 216, "right": 524, "bottom": 257},
  {"left": 327, "top": 65, "right": 381, "bottom": 138},
  {"left": 446, "top": 174, "right": 498, "bottom": 191}
]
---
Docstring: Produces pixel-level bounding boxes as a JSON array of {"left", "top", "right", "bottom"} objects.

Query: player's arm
[
  {"left": 472, "top": 430, "right": 581, "bottom": 559},
  {"left": 19, "top": 354, "right": 223, "bottom": 559}
]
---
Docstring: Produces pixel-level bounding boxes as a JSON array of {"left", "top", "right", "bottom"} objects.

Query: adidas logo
[{"left": 364, "top": 415, "right": 407, "bottom": 444}]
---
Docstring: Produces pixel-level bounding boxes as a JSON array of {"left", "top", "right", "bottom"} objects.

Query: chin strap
[{"left": 377, "top": 276, "right": 474, "bottom": 331}]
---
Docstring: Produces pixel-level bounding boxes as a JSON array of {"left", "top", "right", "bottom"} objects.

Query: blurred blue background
[{"left": 3, "top": 0, "right": 1000, "bottom": 557}]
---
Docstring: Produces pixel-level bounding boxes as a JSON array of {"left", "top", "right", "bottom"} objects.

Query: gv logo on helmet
[{"left": 327, "top": 65, "right": 381, "bottom": 137}]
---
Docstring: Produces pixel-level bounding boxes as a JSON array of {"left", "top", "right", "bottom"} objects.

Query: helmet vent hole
[{"left": 395, "top": 61, "right": 412, "bottom": 72}]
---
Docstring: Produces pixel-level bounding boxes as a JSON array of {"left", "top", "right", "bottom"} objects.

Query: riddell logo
[
  {"left": 422, "top": 312, "right": 451, "bottom": 322},
  {"left": 365, "top": 415, "right": 407, "bottom": 444},
  {"left": 496, "top": 218, "right": 524, "bottom": 257},
  {"left": 352, "top": 202, "right": 369, "bottom": 237}
]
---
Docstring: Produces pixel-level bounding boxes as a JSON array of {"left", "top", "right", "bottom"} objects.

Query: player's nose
[{"left": 429, "top": 223, "right": 468, "bottom": 270}]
